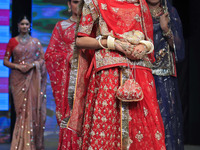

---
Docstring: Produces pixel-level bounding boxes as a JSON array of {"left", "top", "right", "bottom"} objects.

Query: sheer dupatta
[{"left": 45, "top": 21, "right": 75, "bottom": 126}]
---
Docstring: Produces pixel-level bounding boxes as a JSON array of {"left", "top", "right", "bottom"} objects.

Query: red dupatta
[{"left": 98, "top": 0, "right": 155, "bottom": 62}]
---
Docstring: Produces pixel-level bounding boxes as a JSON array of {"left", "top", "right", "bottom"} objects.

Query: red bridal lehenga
[
  {"left": 45, "top": 20, "right": 82, "bottom": 150},
  {"left": 67, "top": 0, "right": 167, "bottom": 149},
  {"left": 4, "top": 37, "right": 47, "bottom": 150}
]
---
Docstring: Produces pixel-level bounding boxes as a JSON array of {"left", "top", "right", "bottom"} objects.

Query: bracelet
[
  {"left": 98, "top": 36, "right": 108, "bottom": 50},
  {"left": 14, "top": 64, "right": 18, "bottom": 69},
  {"left": 162, "top": 29, "right": 173, "bottom": 39},
  {"left": 32, "top": 63, "right": 35, "bottom": 67},
  {"left": 139, "top": 40, "right": 154, "bottom": 54},
  {"left": 107, "top": 36, "right": 115, "bottom": 50}
]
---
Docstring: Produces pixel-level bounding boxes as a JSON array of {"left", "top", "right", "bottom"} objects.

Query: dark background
[
  {"left": 11, "top": 0, "right": 200, "bottom": 145},
  {"left": 173, "top": 0, "right": 200, "bottom": 145}
]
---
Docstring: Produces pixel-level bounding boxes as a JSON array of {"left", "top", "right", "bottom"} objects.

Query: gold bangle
[
  {"left": 139, "top": 40, "right": 154, "bottom": 54},
  {"left": 163, "top": 29, "right": 173, "bottom": 39},
  {"left": 98, "top": 36, "right": 108, "bottom": 50},
  {"left": 107, "top": 36, "right": 115, "bottom": 50}
]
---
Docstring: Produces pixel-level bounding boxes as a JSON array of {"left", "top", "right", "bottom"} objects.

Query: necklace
[
  {"left": 69, "top": 16, "right": 77, "bottom": 23},
  {"left": 150, "top": 6, "right": 163, "bottom": 19},
  {"left": 18, "top": 34, "right": 30, "bottom": 45}
]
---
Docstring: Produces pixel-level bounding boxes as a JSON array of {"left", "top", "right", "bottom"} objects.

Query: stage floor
[
  {"left": 0, "top": 144, "right": 200, "bottom": 150},
  {"left": 0, "top": 132, "right": 199, "bottom": 150}
]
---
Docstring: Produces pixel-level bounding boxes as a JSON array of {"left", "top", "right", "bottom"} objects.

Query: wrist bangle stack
[
  {"left": 98, "top": 36, "right": 108, "bottom": 50},
  {"left": 107, "top": 36, "right": 115, "bottom": 50},
  {"left": 139, "top": 40, "right": 154, "bottom": 54},
  {"left": 163, "top": 29, "right": 173, "bottom": 39}
]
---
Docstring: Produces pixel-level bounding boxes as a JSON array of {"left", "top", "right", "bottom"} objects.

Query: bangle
[
  {"left": 32, "top": 63, "right": 35, "bottom": 67},
  {"left": 98, "top": 36, "right": 108, "bottom": 50},
  {"left": 163, "top": 29, "right": 173, "bottom": 39},
  {"left": 139, "top": 40, "right": 154, "bottom": 54},
  {"left": 107, "top": 36, "right": 115, "bottom": 50}
]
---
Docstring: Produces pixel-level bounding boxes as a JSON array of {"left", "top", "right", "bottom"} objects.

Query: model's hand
[
  {"left": 114, "top": 40, "right": 132, "bottom": 55},
  {"left": 160, "top": 12, "right": 170, "bottom": 32},
  {"left": 16, "top": 63, "right": 34, "bottom": 73},
  {"left": 132, "top": 44, "right": 147, "bottom": 59},
  {"left": 115, "top": 40, "right": 147, "bottom": 60}
]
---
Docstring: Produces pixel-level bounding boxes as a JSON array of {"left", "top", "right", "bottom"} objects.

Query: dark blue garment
[
  {"left": 151, "top": 0, "right": 185, "bottom": 149},
  {"left": 153, "top": 75, "right": 184, "bottom": 150}
]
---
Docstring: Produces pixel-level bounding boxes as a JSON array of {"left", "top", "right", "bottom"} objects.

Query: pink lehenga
[
  {"left": 4, "top": 37, "right": 47, "bottom": 150},
  {"left": 45, "top": 20, "right": 82, "bottom": 150}
]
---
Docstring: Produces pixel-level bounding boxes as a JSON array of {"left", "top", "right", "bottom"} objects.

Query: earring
[{"left": 68, "top": 7, "right": 71, "bottom": 12}]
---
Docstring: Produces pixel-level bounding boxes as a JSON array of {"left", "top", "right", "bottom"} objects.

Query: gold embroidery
[
  {"left": 95, "top": 50, "right": 153, "bottom": 69},
  {"left": 111, "top": 7, "right": 119, "bottom": 13},
  {"left": 135, "top": 131, "right": 143, "bottom": 142},
  {"left": 143, "top": 107, "right": 148, "bottom": 117},
  {"left": 155, "top": 131, "right": 162, "bottom": 140},
  {"left": 101, "top": 3, "right": 107, "bottom": 10}
]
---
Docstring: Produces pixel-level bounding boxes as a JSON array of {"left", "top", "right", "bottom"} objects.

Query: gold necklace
[
  {"left": 18, "top": 34, "right": 30, "bottom": 44},
  {"left": 150, "top": 6, "right": 163, "bottom": 19},
  {"left": 69, "top": 16, "right": 77, "bottom": 23}
]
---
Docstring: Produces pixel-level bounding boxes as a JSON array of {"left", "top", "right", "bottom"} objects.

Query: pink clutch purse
[{"left": 116, "top": 79, "right": 144, "bottom": 102}]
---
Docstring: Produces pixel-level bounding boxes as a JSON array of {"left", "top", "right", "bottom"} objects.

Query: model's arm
[
  {"left": 76, "top": 36, "right": 148, "bottom": 60},
  {"left": 3, "top": 58, "right": 18, "bottom": 69},
  {"left": 4, "top": 56, "right": 34, "bottom": 73},
  {"left": 3, "top": 38, "right": 34, "bottom": 73},
  {"left": 76, "top": 36, "right": 107, "bottom": 50},
  {"left": 160, "top": 12, "right": 174, "bottom": 48},
  {"left": 76, "top": 36, "right": 130, "bottom": 54}
]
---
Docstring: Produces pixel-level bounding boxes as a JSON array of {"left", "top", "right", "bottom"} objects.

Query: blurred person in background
[
  {"left": 3, "top": 15, "right": 47, "bottom": 150},
  {"left": 146, "top": 0, "right": 185, "bottom": 149},
  {"left": 44, "top": 0, "right": 82, "bottom": 149}
]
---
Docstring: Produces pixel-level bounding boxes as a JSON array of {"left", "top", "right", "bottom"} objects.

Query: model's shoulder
[
  {"left": 9, "top": 37, "right": 17, "bottom": 42},
  {"left": 31, "top": 37, "right": 42, "bottom": 45},
  {"left": 60, "top": 20, "right": 75, "bottom": 29}
]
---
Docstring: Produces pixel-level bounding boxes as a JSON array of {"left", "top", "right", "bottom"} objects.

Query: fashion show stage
[{"left": 0, "top": 0, "right": 200, "bottom": 149}]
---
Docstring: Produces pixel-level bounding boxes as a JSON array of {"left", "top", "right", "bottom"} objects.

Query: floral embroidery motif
[
  {"left": 142, "top": 5, "right": 147, "bottom": 12},
  {"left": 149, "top": 80, "right": 154, "bottom": 88},
  {"left": 155, "top": 131, "right": 162, "bottom": 140},
  {"left": 111, "top": 7, "right": 119, "bottom": 13},
  {"left": 134, "top": 14, "right": 141, "bottom": 22},
  {"left": 101, "top": 3, "right": 107, "bottom": 10},
  {"left": 135, "top": 131, "right": 143, "bottom": 142},
  {"left": 143, "top": 107, "right": 148, "bottom": 117}
]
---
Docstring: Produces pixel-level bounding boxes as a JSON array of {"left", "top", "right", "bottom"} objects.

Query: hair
[{"left": 17, "top": 15, "right": 31, "bottom": 24}]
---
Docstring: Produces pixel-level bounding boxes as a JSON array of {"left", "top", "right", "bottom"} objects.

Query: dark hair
[{"left": 17, "top": 15, "right": 31, "bottom": 24}]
